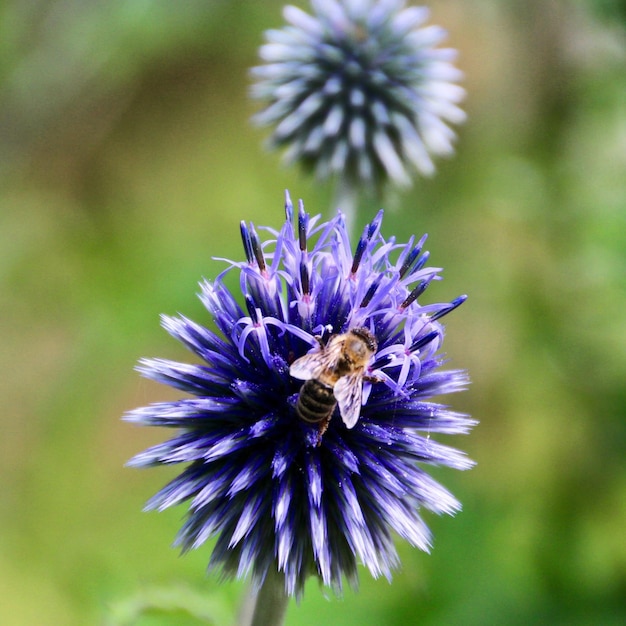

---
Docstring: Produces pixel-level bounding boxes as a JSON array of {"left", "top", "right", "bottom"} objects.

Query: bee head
[{"left": 348, "top": 327, "right": 378, "bottom": 355}]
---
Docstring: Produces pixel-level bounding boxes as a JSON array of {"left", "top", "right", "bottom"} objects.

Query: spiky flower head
[
  {"left": 126, "top": 191, "right": 475, "bottom": 598},
  {"left": 250, "top": 1, "right": 466, "bottom": 189}
]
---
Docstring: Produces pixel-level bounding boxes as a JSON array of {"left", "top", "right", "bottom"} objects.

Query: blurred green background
[{"left": 1, "top": 1, "right": 625, "bottom": 624}]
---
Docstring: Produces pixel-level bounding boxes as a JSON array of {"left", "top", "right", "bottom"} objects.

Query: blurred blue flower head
[
  {"left": 251, "top": 1, "right": 466, "bottom": 189},
  {"left": 126, "top": 192, "right": 475, "bottom": 597}
]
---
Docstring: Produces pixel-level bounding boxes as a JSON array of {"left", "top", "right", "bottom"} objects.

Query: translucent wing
[
  {"left": 289, "top": 335, "right": 345, "bottom": 382},
  {"left": 289, "top": 349, "right": 329, "bottom": 381},
  {"left": 334, "top": 370, "right": 365, "bottom": 428}
]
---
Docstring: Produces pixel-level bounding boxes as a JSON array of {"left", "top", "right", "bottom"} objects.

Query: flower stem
[
  {"left": 242, "top": 568, "right": 289, "bottom": 626},
  {"left": 334, "top": 177, "right": 359, "bottom": 238}
]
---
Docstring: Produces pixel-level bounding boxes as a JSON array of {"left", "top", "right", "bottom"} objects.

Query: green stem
[
  {"left": 242, "top": 568, "right": 289, "bottom": 626},
  {"left": 334, "top": 177, "right": 359, "bottom": 238}
]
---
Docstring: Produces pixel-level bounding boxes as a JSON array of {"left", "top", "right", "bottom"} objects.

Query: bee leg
[
  {"left": 316, "top": 415, "right": 332, "bottom": 446},
  {"left": 364, "top": 374, "right": 383, "bottom": 383}
]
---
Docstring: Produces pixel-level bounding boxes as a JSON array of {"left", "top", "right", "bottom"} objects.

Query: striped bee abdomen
[{"left": 295, "top": 379, "right": 337, "bottom": 424}]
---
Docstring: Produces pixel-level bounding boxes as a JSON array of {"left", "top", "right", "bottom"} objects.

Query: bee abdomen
[{"left": 296, "top": 379, "right": 336, "bottom": 423}]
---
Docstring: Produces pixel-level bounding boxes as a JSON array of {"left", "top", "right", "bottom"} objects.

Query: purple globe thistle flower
[
  {"left": 250, "top": 1, "right": 466, "bottom": 189},
  {"left": 126, "top": 192, "right": 475, "bottom": 598}
]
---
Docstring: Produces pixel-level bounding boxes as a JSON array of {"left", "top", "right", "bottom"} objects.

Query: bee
[{"left": 289, "top": 327, "right": 378, "bottom": 441}]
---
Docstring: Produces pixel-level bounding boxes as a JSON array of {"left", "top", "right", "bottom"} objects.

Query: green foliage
[{"left": 105, "top": 585, "right": 232, "bottom": 626}]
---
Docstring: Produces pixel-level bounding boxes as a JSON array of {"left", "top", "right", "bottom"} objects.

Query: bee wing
[
  {"left": 290, "top": 335, "right": 345, "bottom": 381},
  {"left": 334, "top": 370, "right": 365, "bottom": 429},
  {"left": 289, "top": 350, "right": 328, "bottom": 381}
]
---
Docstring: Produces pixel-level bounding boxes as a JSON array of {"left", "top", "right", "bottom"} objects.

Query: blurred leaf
[{"left": 105, "top": 584, "right": 232, "bottom": 626}]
